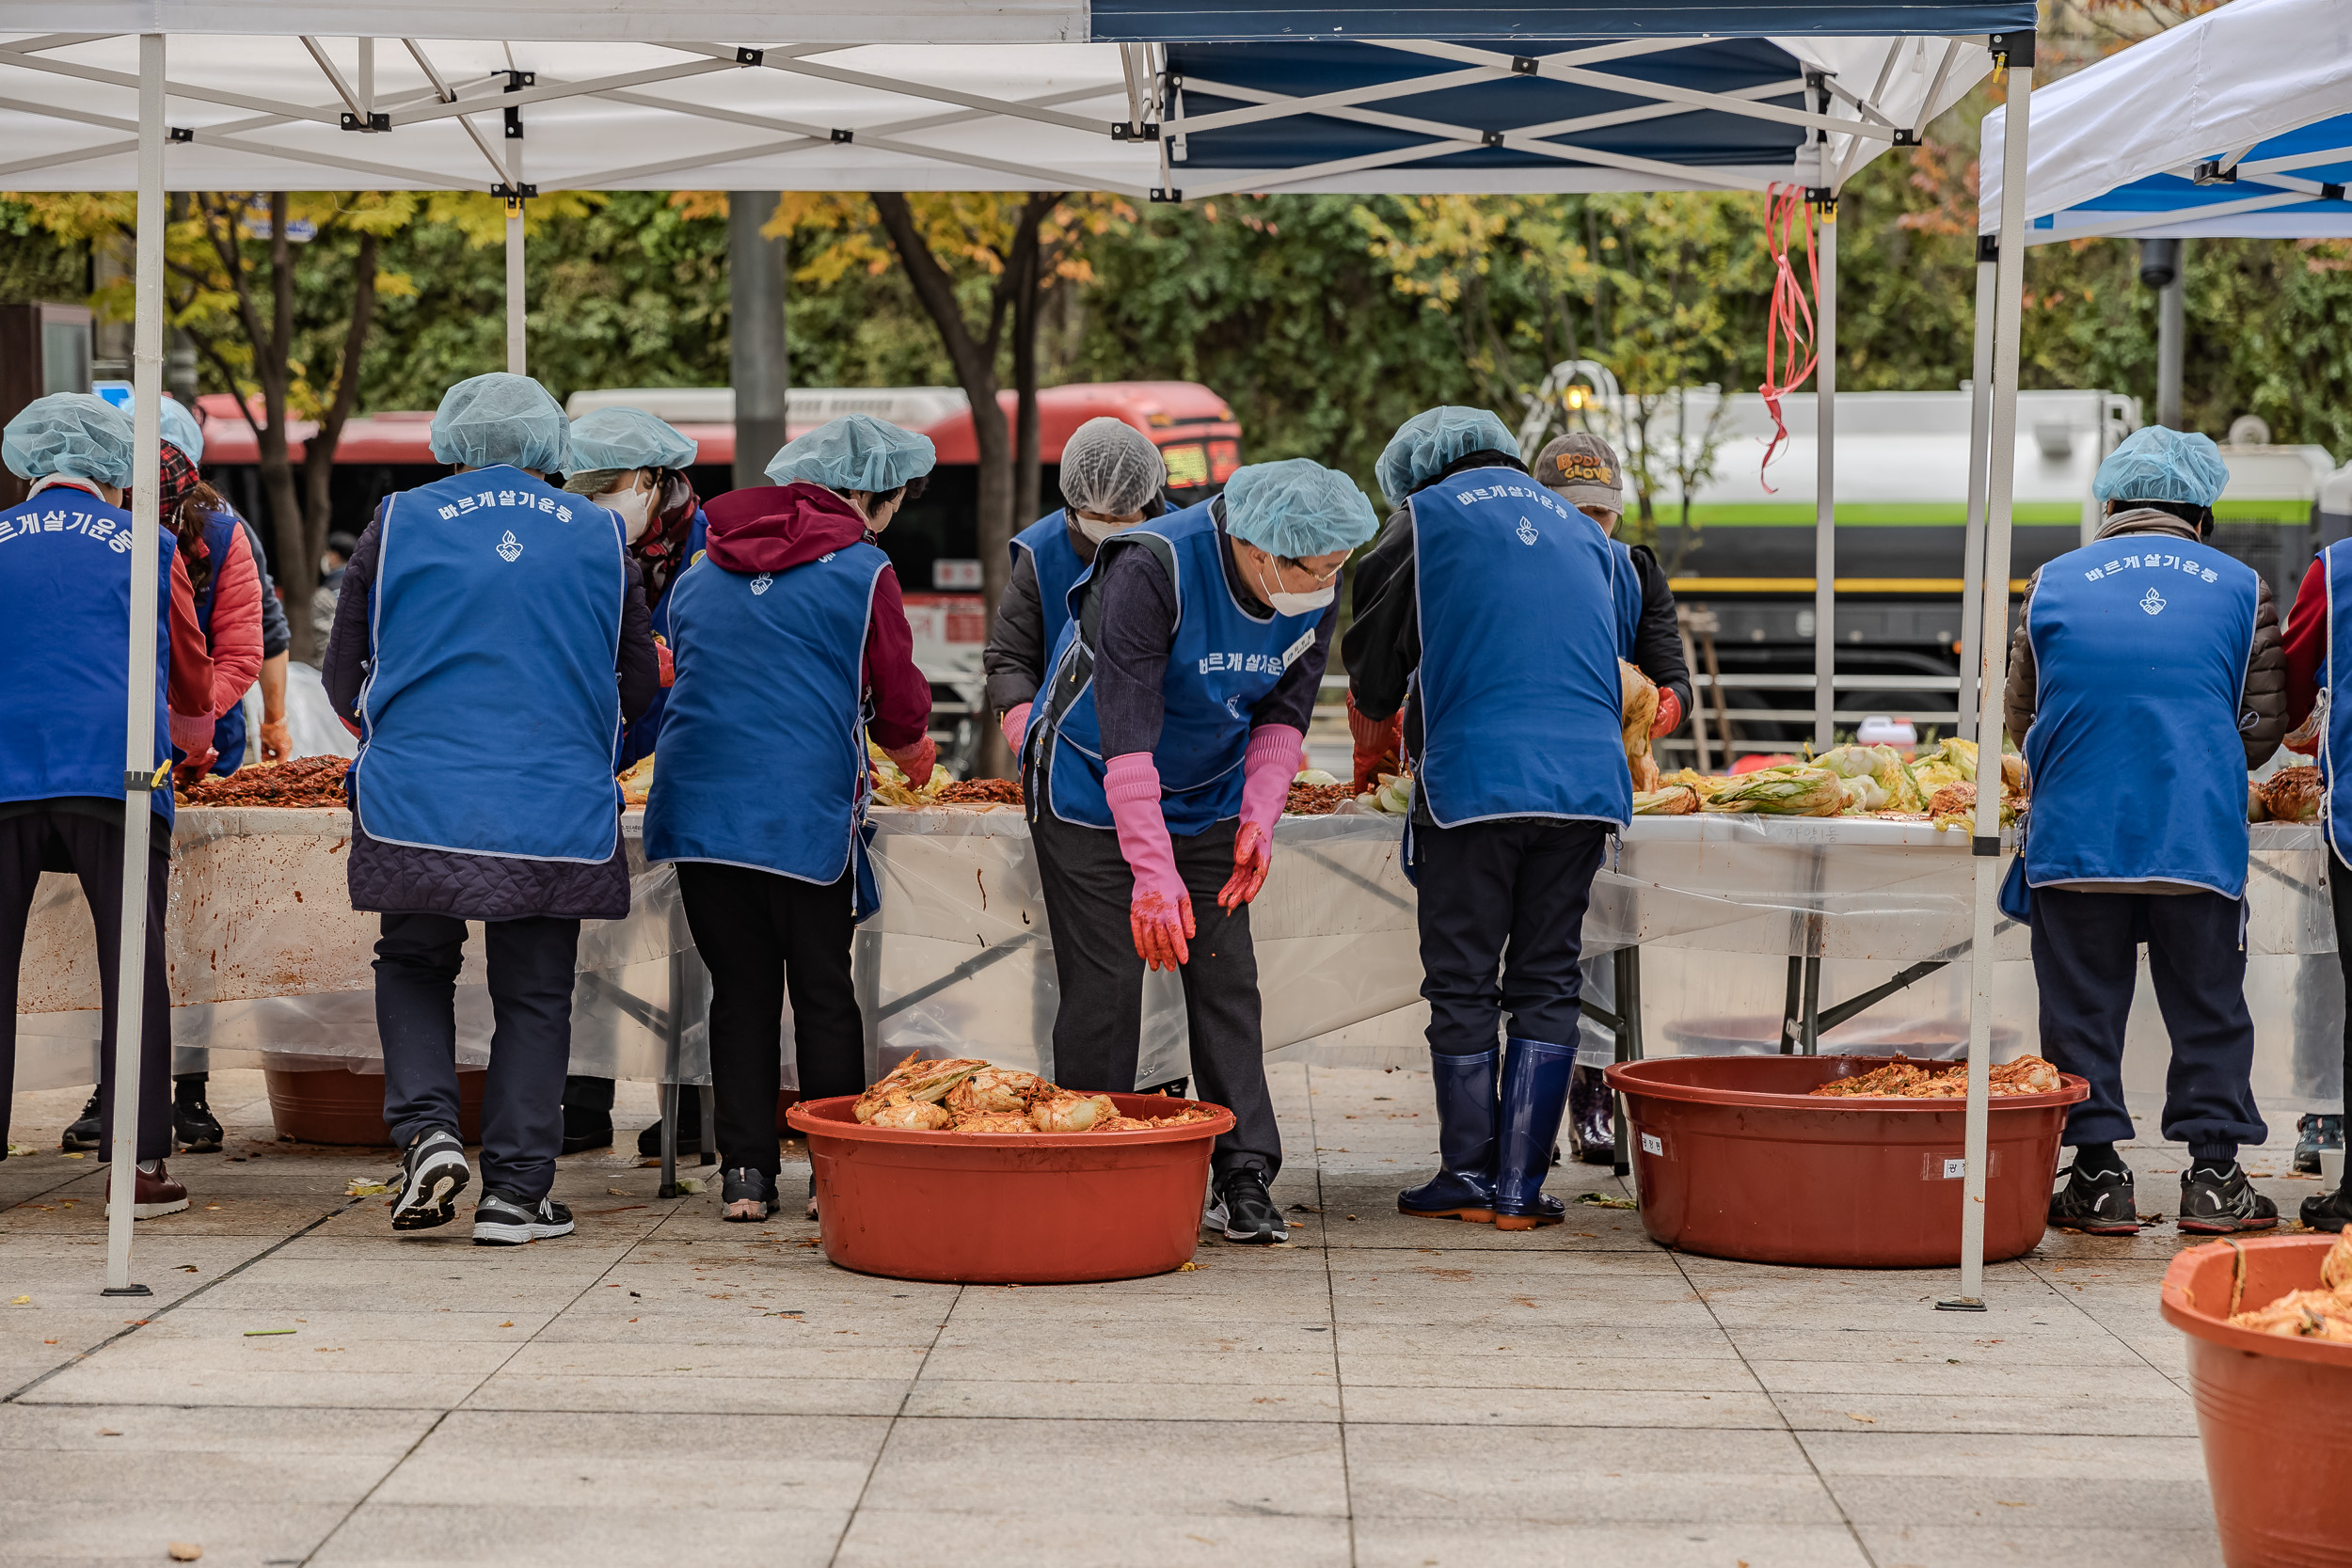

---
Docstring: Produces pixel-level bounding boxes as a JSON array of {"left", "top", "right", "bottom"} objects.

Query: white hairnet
[
  {"left": 159, "top": 397, "right": 205, "bottom": 464},
  {"left": 429, "top": 372, "right": 571, "bottom": 473},
  {"left": 568, "top": 405, "right": 697, "bottom": 474},
  {"left": 1375, "top": 405, "right": 1521, "bottom": 507},
  {"left": 1222, "top": 458, "right": 1378, "bottom": 558},
  {"left": 2, "top": 392, "right": 135, "bottom": 488},
  {"left": 2092, "top": 425, "right": 2231, "bottom": 508},
  {"left": 1058, "top": 417, "right": 1166, "bottom": 517},
  {"left": 765, "top": 414, "right": 935, "bottom": 492}
]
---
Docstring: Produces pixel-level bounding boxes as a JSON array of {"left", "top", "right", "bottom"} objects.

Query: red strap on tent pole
[{"left": 1757, "top": 182, "right": 1820, "bottom": 493}]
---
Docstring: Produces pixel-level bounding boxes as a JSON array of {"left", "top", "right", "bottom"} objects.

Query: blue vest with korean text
[
  {"left": 644, "top": 539, "right": 890, "bottom": 913},
  {"left": 615, "top": 508, "right": 707, "bottom": 771},
  {"left": 2025, "top": 537, "right": 2256, "bottom": 895},
  {"left": 2314, "top": 540, "right": 2352, "bottom": 865},
  {"left": 0, "top": 490, "right": 177, "bottom": 826},
  {"left": 352, "top": 467, "right": 624, "bottom": 862},
  {"left": 1011, "top": 509, "right": 1088, "bottom": 679},
  {"left": 188, "top": 509, "right": 249, "bottom": 774},
  {"left": 1410, "top": 467, "right": 1639, "bottom": 828},
  {"left": 1036, "top": 499, "right": 1325, "bottom": 835}
]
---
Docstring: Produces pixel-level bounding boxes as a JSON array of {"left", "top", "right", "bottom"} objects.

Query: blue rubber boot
[
  {"left": 1397, "top": 1049, "right": 1498, "bottom": 1222},
  {"left": 1494, "top": 1037, "right": 1575, "bottom": 1230}
]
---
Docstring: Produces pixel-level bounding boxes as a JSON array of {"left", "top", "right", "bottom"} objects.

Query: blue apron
[
  {"left": 2024, "top": 538, "right": 2257, "bottom": 896},
  {"left": 615, "top": 508, "right": 707, "bottom": 771},
  {"left": 187, "top": 509, "right": 249, "bottom": 774},
  {"left": 644, "top": 539, "right": 890, "bottom": 921},
  {"left": 1031, "top": 499, "right": 1326, "bottom": 835},
  {"left": 1011, "top": 509, "right": 1089, "bottom": 679},
  {"left": 0, "top": 490, "right": 177, "bottom": 827},
  {"left": 2316, "top": 541, "right": 2352, "bottom": 866},
  {"left": 1409, "top": 467, "right": 1638, "bottom": 831},
  {"left": 352, "top": 467, "right": 625, "bottom": 862}
]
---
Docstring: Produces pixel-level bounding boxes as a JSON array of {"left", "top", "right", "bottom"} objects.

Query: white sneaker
[
  {"left": 472, "top": 1191, "right": 575, "bottom": 1246},
  {"left": 390, "top": 1129, "right": 469, "bottom": 1231}
]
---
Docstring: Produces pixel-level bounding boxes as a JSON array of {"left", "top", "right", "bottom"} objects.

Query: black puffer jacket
[{"left": 323, "top": 507, "right": 659, "bottom": 921}]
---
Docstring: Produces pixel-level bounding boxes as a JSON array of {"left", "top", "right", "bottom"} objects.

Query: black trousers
[
  {"left": 2031, "top": 885, "right": 2265, "bottom": 1156},
  {"left": 376, "top": 911, "right": 580, "bottom": 1202},
  {"left": 1031, "top": 808, "right": 1279, "bottom": 1178},
  {"left": 675, "top": 861, "right": 864, "bottom": 1177},
  {"left": 1415, "top": 817, "right": 1610, "bottom": 1058},
  {"left": 2331, "top": 852, "right": 2352, "bottom": 1117},
  {"left": 0, "top": 807, "right": 172, "bottom": 1162}
]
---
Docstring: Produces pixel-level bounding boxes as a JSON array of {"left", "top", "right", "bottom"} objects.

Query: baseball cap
[{"left": 1534, "top": 432, "right": 1624, "bottom": 515}]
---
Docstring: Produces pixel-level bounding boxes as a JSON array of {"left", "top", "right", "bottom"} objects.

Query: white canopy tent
[{"left": 0, "top": 3, "right": 2036, "bottom": 1304}]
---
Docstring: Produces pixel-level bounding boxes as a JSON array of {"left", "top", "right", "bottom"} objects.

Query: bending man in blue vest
[
  {"left": 324, "top": 373, "right": 660, "bottom": 1245},
  {"left": 984, "top": 417, "right": 1168, "bottom": 763},
  {"left": 646, "top": 415, "right": 938, "bottom": 1225},
  {"left": 2010, "top": 425, "right": 2286, "bottom": 1236},
  {"left": 1347, "top": 406, "right": 1640, "bottom": 1230},
  {"left": 1027, "top": 459, "right": 1375, "bottom": 1243}
]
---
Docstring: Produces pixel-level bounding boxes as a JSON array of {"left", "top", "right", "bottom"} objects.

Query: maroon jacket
[{"left": 701, "top": 483, "right": 930, "bottom": 751}]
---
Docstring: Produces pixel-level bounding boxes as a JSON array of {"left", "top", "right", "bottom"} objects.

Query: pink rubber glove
[
  {"left": 1220, "top": 723, "right": 1302, "bottom": 911},
  {"left": 1104, "top": 751, "right": 1192, "bottom": 970},
  {"left": 883, "top": 736, "right": 937, "bottom": 784},
  {"left": 1000, "top": 702, "right": 1032, "bottom": 754}
]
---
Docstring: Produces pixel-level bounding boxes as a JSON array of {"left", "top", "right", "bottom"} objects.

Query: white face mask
[
  {"left": 1075, "top": 512, "right": 1138, "bottom": 545},
  {"left": 1251, "top": 553, "right": 1337, "bottom": 617},
  {"left": 597, "top": 485, "right": 653, "bottom": 545}
]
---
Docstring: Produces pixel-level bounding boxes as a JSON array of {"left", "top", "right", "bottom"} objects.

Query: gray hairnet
[
  {"left": 2, "top": 392, "right": 136, "bottom": 488},
  {"left": 1058, "top": 417, "right": 1166, "bottom": 517},
  {"left": 1222, "top": 458, "right": 1378, "bottom": 559},
  {"left": 159, "top": 397, "right": 205, "bottom": 464},
  {"left": 765, "top": 414, "right": 935, "bottom": 492},
  {"left": 2092, "top": 425, "right": 2231, "bottom": 508},
  {"left": 1375, "top": 405, "right": 1521, "bottom": 507},
  {"left": 429, "top": 372, "right": 572, "bottom": 473},
  {"left": 568, "top": 405, "right": 697, "bottom": 473}
]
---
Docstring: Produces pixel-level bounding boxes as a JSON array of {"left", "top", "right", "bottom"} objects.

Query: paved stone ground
[{"left": 0, "top": 1064, "right": 2313, "bottom": 1567}]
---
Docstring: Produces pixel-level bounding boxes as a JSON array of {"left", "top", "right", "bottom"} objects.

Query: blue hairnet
[
  {"left": 2093, "top": 425, "right": 2230, "bottom": 508},
  {"left": 429, "top": 372, "right": 571, "bottom": 473},
  {"left": 2, "top": 392, "right": 135, "bottom": 488},
  {"left": 1375, "top": 405, "right": 1522, "bottom": 507},
  {"left": 568, "top": 405, "right": 697, "bottom": 474},
  {"left": 765, "top": 414, "right": 935, "bottom": 492},
  {"left": 159, "top": 397, "right": 205, "bottom": 464},
  {"left": 1222, "top": 458, "right": 1378, "bottom": 558}
]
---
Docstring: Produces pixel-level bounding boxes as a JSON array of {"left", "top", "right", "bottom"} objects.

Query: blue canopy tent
[{"left": 0, "top": 0, "right": 2036, "bottom": 1303}]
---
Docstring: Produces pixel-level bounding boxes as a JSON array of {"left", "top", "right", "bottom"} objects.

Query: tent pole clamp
[
  {"left": 1149, "top": 187, "right": 1183, "bottom": 203},
  {"left": 735, "top": 47, "right": 765, "bottom": 66},
  {"left": 2192, "top": 160, "right": 2238, "bottom": 185},
  {"left": 1110, "top": 121, "right": 1160, "bottom": 141},
  {"left": 340, "top": 111, "right": 389, "bottom": 133},
  {"left": 830, "top": 128, "right": 854, "bottom": 144},
  {"left": 1972, "top": 835, "right": 1999, "bottom": 857},
  {"left": 1510, "top": 55, "right": 1539, "bottom": 74},
  {"left": 1989, "top": 31, "right": 2035, "bottom": 69},
  {"left": 167, "top": 127, "right": 192, "bottom": 143},
  {"left": 1977, "top": 233, "right": 1998, "bottom": 264},
  {"left": 2326, "top": 184, "right": 2348, "bottom": 202},
  {"left": 1805, "top": 188, "right": 1836, "bottom": 214}
]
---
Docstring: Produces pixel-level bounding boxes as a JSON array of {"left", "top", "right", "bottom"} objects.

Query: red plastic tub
[
  {"left": 264, "top": 1066, "right": 485, "bottom": 1146},
  {"left": 785, "top": 1093, "right": 1235, "bottom": 1284},
  {"left": 1605, "top": 1054, "right": 2087, "bottom": 1267},
  {"left": 2162, "top": 1237, "right": 2352, "bottom": 1568}
]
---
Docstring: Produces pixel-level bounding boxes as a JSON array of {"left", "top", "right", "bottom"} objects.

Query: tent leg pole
[
  {"left": 1945, "top": 39, "right": 2034, "bottom": 1315},
  {"left": 103, "top": 31, "right": 168, "bottom": 1299},
  {"left": 504, "top": 199, "right": 525, "bottom": 375},
  {"left": 1957, "top": 251, "right": 1997, "bottom": 748},
  {"left": 1813, "top": 200, "right": 1837, "bottom": 754}
]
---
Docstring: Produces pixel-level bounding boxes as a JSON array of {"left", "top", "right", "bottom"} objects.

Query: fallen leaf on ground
[
  {"left": 244, "top": 1329, "right": 294, "bottom": 1338},
  {"left": 167, "top": 1544, "right": 201, "bottom": 1561},
  {"left": 8, "top": 1296, "right": 28, "bottom": 1306},
  {"left": 342, "top": 1178, "right": 389, "bottom": 1196},
  {"left": 97, "top": 1428, "right": 120, "bottom": 1435},
  {"left": 1846, "top": 1412, "right": 1876, "bottom": 1424},
  {"left": 1574, "top": 1193, "right": 1636, "bottom": 1210},
  {"left": 5, "top": 1142, "right": 34, "bottom": 1156},
  {"left": 498, "top": 1321, "right": 514, "bottom": 1328},
  {"left": 1178, "top": 1261, "right": 1200, "bottom": 1271},
  {"left": 61, "top": 1151, "right": 84, "bottom": 1159},
  {"left": 606, "top": 1188, "right": 635, "bottom": 1197},
  {"left": 675, "top": 1178, "right": 706, "bottom": 1194}
]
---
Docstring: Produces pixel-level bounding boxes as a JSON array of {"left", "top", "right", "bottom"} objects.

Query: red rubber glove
[
  {"left": 1346, "top": 690, "right": 1403, "bottom": 795},
  {"left": 654, "top": 635, "right": 675, "bottom": 689},
  {"left": 1219, "top": 723, "right": 1301, "bottom": 911},
  {"left": 1649, "top": 688, "right": 1682, "bottom": 739},
  {"left": 1000, "top": 701, "right": 1032, "bottom": 754},
  {"left": 1104, "top": 752, "right": 1192, "bottom": 970},
  {"left": 883, "top": 735, "right": 937, "bottom": 784}
]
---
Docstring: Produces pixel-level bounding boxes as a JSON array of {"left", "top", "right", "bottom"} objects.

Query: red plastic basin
[
  {"left": 2162, "top": 1237, "right": 2352, "bottom": 1568},
  {"left": 1604, "top": 1054, "right": 2088, "bottom": 1268},
  {"left": 264, "top": 1066, "right": 485, "bottom": 1147},
  {"left": 785, "top": 1093, "right": 1236, "bottom": 1284}
]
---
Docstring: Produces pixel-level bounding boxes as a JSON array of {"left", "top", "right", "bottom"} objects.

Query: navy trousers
[
  {"left": 1415, "top": 818, "right": 1610, "bottom": 1058},
  {"left": 376, "top": 911, "right": 579, "bottom": 1202},
  {"left": 2030, "top": 884, "right": 2265, "bottom": 1155}
]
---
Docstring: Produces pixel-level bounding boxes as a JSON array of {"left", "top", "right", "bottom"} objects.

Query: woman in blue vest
[
  {"left": 983, "top": 417, "right": 1167, "bottom": 758},
  {"left": 1346, "top": 405, "right": 1642, "bottom": 1231},
  {"left": 1026, "top": 459, "right": 1375, "bottom": 1244},
  {"left": 0, "top": 393, "right": 223, "bottom": 1219},
  {"left": 322, "top": 372, "right": 660, "bottom": 1246},
  {"left": 646, "top": 415, "right": 938, "bottom": 1224},
  {"left": 552, "top": 404, "right": 706, "bottom": 1158},
  {"left": 2012, "top": 426, "right": 2286, "bottom": 1237},
  {"left": 160, "top": 396, "right": 294, "bottom": 772}
]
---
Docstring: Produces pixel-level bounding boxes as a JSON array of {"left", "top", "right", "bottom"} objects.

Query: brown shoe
[{"left": 104, "top": 1159, "right": 190, "bottom": 1220}]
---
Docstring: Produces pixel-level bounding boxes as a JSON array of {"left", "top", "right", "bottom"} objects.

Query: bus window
[
  {"left": 1208, "top": 438, "right": 1241, "bottom": 484},
  {"left": 1160, "top": 440, "right": 1210, "bottom": 493}
]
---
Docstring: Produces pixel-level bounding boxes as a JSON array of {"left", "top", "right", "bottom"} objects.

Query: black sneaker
[
  {"left": 1204, "top": 1167, "right": 1290, "bottom": 1244},
  {"left": 559, "top": 1105, "right": 613, "bottom": 1155},
  {"left": 2301, "top": 1183, "right": 2352, "bottom": 1232},
  {"left": 2293, "top": 1114, "right": 2344, "bottom": 1176},
  {"left": 2048, "top": 1162, "right": 2140, "bottom": 1235},
  {"left": 61, "top": 1092, "right": 101, "bottom": 1152},
  {"left": 472, "top": 1190, "right": 575, "bottom": 1246},
  {"left": 2178, "top": 1163, "right": 2280, "bottom": 1234},
  {"left": 721, "top": 1166, "right": 776, "bottom": 1223},
  {"left": 173, "top": 1098, "right": 223, "bottom": 1154},
  {"left": 390, "top": 1128, "right": 470, "bottom": 1232}
]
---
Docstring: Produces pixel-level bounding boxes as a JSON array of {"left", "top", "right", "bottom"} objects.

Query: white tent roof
[{"left": 1979, "top": 0, "right": 2352, "bottom": 243}]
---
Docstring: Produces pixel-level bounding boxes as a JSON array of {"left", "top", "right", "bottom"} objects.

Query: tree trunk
[
  {"left": 292, "top": 230, "right": 380, "bottom": 661},
  {"left": 1010, "top": 202, "right": 1048, "bottom": 531},
  {"left": 246, "top": 195, "right": 305, "bottom": 647}
]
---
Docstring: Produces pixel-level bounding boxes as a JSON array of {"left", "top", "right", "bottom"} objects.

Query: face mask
[
  {"left": 1075, "top": 512, "right": 1138, "bottom": 545},
  {"left": 1252, "top": 553, "right": 1336, "bottom": 617},
  {"left": 597, "top": 485, "right": 653, "bottom": 545}
]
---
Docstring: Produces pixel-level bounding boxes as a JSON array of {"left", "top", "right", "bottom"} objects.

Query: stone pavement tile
[
  {"left": 1747, "top": 1357, "right": 2183, "bottom": 1400},
  {"left": 17, "top": 1358, "right": 492, "bottom": 1409},
  {"left": 919, "top": 1334, "right": 1336, "bottom": 1387},
  {"left": 1797, "top": 1429, "right": 2208, "bottom": 1481},
  {"left": 461, "top": 1370, "right": 914, "bottom": 1416},
  {"left": 183, "top": 1275, "right": 597, "bottom": 1318},
  {"left": 1324, "top": 1206, "right": 1662, "bottom": 1253},
  {"left": 833, "top": 1508, "right": 1353, "bottom": 1568},
  {"left": 1344, "top": 1425, "right": 1841, "bottom": 1525},
  {"left": 531, "top": 1307, "right": 946, "bottom": 1347},
  {"left": 1337, "top": 1384, "right": 1786, "bottom": 1429},
  {"left": 1821, "top": 1472, "right": 2213, "bottom": 1532},
  {"left": 33, "top": 1326, "right": 514, "bottom": 1383},
  {"left": 1770, "top": 1391, "right": 2198, "bottom": 1437},
  {"left": 940, "top": 1284, "right": 1334, "bottom": 1326},
  {"left": 1727, "top": 1323, "right": 2144, "bottom": 1364},
  {"left": 130, "top": 1306, "right": 556, "bottom": 1344},
  {"left": 310, "top": 1501, "right": 847, "bottom": 1568},
  {"left": 1332, "top": 1276, "right": 1721, "bottom": 1331},
  {"left": 860, "top": 1416, "right": 1348, "bottom": 1518},
  {"left": 901, "top": 1378, "right": 1344, "bottom": 1421},
  {"left": 491, "top": 1338, "right": 931, "bottom": 1382},
  {"left": 0, "top": 1498, "right": 352, "bottom": 1565},
  {"left": 0, "top": 1400, "right": 429, "bottom": 1450},
  {"left": 0, "top": 1196, "right": 341, "bottom": 1237},
  {"left": 1353, "top": 1520, "right": 1873, "bottom": 1568},
  {"left": 1854, "top": 1524, "right": 2222, "bottom": 1568},
  {"left": 1336, "top": 1347, "right": 1760, "bottom": 1395}
]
